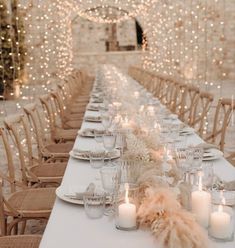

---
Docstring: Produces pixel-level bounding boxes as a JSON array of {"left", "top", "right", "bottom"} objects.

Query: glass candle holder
[
  {"left": 119, "top": 159, "right": 141, "bottom": 184},
  {"left": 115, "top": 183, "right": 139, "bottom": 231},
  {"left": 209, "top": 204, "right": 234, "bottom": 242}
]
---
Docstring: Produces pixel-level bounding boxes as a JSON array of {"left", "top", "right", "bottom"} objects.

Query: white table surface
[{"left": 40, "top": 106, "right": 235, "bottom": 247}]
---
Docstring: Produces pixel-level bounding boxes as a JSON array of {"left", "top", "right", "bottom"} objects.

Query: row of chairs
[
  {"left": 128, "top": 66, "right": 235, "bottom": 164},
  {"left": 0, "top": 69, "right": 94, "bottom": 246}
]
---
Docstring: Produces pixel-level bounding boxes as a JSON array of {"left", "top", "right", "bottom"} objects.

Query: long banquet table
[{"left": 40, "top": 72, "right": 235, "bottom": 248}]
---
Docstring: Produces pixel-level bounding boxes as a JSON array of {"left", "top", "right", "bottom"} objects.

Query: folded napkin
[
  {"left": 72, "top": 149, "right": 116, "bottom": 158},
  {"left": 91, "top": 98, "right": 103, "bottom": 103},
  {"left": 87, "top": 104, "right": 100, "bottom": 110},
  {"left": 85, "top": 115, "right": 101, "bottom": 122},
  {"left": 78, "top": 128, "right": 105, "bottom": 136},
  {"left": 65, "top": 183, "right": 96, "bottom": 200}
]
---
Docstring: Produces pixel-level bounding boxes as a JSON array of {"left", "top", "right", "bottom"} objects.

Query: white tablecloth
[{"left": 40, "top": 110, "right": 235, "bottom": 247}]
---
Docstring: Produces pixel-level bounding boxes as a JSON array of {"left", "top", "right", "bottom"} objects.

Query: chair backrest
[
  {"left": 0, "top": 128, "right": 26, "bottom": 235},
  {"left": 206, "top": 98, "right": 235, "bottom": 152},
  {"left": 39, "top": 94, "right": 62, "bottom": 141},
  {"left": 4, "top": 114, "right": 34, "bottom": 185},
  {"left": 181, "top": 84, "right": 200, "bottom": 123},
  {"left": 171, "top": 83, "right": 187, "bottom": 117},
  {"left": 23, "top": 103, "right": 48, "bottom": 160},
  {"left": 190, "top": 91, "right": 214, "bottom": 136}
]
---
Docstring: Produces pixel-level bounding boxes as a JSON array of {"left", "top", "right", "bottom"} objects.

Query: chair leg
[
  {"left": 20, "top": 220, "right": 27, "bottom": 234},
  {"left": 12, "top": 217, "right": 18, "bottom": 235}
]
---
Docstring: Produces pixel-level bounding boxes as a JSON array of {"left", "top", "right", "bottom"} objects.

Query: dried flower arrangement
[
  {"left": 121, "top": 130, "right": 210, "bottom": 248},
  {"left": 137, "top": 187, "right": 210, "bottom": 248}
]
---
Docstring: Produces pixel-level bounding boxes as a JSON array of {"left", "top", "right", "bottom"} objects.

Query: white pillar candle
[
  {"left": 191, "top": 176, "right": 211, "bottom": 227},
  {"left": 118, "top": 184, "right": 137, "bottom": 229},
  {"left": 210, "top": 205, "right": 231, "bottom": 239}
]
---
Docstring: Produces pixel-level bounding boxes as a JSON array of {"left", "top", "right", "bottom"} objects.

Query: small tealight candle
[
  {"left": 122, "top": 117, "right": 130, "bottom": 129},
  {"left": 210, "top": 197, "right": 233, "bottom": 240},
  {"left": 147, "top": 106, "right": 155, "bottom": 116},
  {"left": 191, "top": 175, "right": 211, "bottom": 228},
  {"left": 118, "top": 183, "right": 137, "bottom": 229},
  {"left": 134, "top": 91, "right": 140, "bottom": 99}
]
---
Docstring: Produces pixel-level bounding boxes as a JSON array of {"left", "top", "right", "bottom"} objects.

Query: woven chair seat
[
  {"left": 63, "top": 120, "right": 82, "bottom": 130},
  {"left": 0, "top": 235, "right": 41, "bottom": 248},
  {"left": 63, "top": 113, "right": 84, "bottom": 122},
  {"left": 54, "top": 128, "right": 77, "bottom": 142},
  {"left": 30, "top": 162, "right": 66, "bottom": 180},
  {"left": 45, "top": 142, "right": 73, "bottom": 154},
  {"left": 6, "top": 188, "right": 56, "bottom": 218}
]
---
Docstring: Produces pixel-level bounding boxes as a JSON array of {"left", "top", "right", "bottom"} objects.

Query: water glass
[
  {"left": 103, "top": 132, "right": 117, "bottom": 154},
  {"left": 89, "top": 151, "right": 105, "bottom": 169},
  {"left": 94, "top": 130, "right": 103, "bottom": 144},
  {"left": 192, "top": 147, "right": 203, "bottom": 168},
  {"left": 201, "top": 162, "right": 214, "bottom": 189},
  {"left": 120, "top": 160, "right": 141, "bottom": 184},
  {"left": 83, "top": 190, "right": 106, "bottom": 219},
  {"left": 100, "top": 166, "right": 121, "bottom": 193},
  {"left": 102, "top": 114, "right": 112, "bottom": 130}
]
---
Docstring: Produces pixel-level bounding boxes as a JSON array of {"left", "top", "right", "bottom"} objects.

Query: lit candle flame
[
  {"left": 125, "top": 183, "right": 129, "bottom": 204},
  {"left": 222, "top": 196, "right": 226, "bottom": 206}
]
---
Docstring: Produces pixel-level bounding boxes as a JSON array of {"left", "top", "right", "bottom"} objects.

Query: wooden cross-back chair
[
  {"left": 152, "top": 76, "right": 164, "bottom": 99},
  {"left": 57, "top": 81, "right": 89, "bottom": 112},
  {"left": 158, "top": 78, "right": 172, "bottom": 104},
  {"left": 4, "top": 114, "right": 66, "bottom": 187},
  {"left": 189, "top": 91, "right": 214, "bottom": 136},
  {"left": 0, "top": 235, "right": 41, "bottom": 248},
  {"left": 56, "top": 83, "right": 87, "bottom": 115},
  {"left": 39, "top": 94, "right": 77, "bottom": 142},
  {"left": 180, "top": 84, "right": 200, "bottom": 123},
  {"left": 170, "top": 82, "right": 187, "bottom": 118},
  {"left": 0, "top": 128, "right": 55, "bottom": 235},
  {"left": 23, "top": 103, "right": 72, "bottom": 162},
  {"left": 50, "top": 90, "right": 83, "bottom": 130},
  {"left": 205, "top": 98, "right": 235, "bottom": 152},
  {"left": 143, "top": 73, "right": 155, "bottom": 92},
  {"left": 164, "top": 80, "right": 178, "bottom": 108}
]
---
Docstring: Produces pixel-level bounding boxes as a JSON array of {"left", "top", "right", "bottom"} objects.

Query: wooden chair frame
[
  {"left": 206, "top": 98, "right": 235, "bottom": 152},
  {"left": 23, "top": 103, "right": 71, "bottom": 162},
  {"left": 0, "top": 128, "right": 55, "bottom": 235}
]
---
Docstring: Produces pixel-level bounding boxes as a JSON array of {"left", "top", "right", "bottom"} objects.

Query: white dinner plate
[
  {"left": 56, "top": 186, "right": 111, "bottom": 205},
  {"left": 56, "top": 186, "right": 86, "bottom": 205},
  {"left": 69, "top": 149, "right": 120, "bottom": 161},
  {"left": 202, "top": 149, "right": 223, "bottom": 161}
]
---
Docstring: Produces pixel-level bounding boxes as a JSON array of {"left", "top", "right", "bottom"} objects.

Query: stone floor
[{"left": 0, "top": 80, "right": 234, "bottom": 236}]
